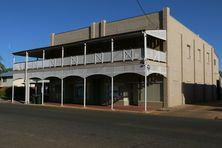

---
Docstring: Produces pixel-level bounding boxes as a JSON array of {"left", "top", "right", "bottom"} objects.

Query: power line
[{"left": 136, "top": 0, "right": 157, "bottom": 29}]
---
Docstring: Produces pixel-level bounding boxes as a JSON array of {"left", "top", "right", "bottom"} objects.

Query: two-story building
[{"left": 12, "top": 7, "right": 220, "bottom": 111}]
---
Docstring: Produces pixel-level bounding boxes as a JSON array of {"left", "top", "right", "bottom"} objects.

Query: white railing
[
  {"left": 13, "top": 62, "right": 25, "bottom": 71},
  {"left": 13, "top": 48, "right": 166, "bottom": 71},
  {"left": 28, "top": 60, "right": 42, "bottom": 69},
  {"left": 64, "top": 55, "right": 84, "bottom": 66},
  {"left": 44, "top": 58, "right": 62, "bottom": 68},
  {"left": 146, "top": 48, "right": 166, "bottom": 62}
]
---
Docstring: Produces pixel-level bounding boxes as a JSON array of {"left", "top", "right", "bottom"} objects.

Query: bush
[
  {"left": 0, "top": 86, "right": 25, "bottom": 101},
  {"left": 0, "top": 87, "right": 8, "bottom": 99}
]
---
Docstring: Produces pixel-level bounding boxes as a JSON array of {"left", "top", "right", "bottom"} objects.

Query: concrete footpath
[{"left": 151, "top": 101, "right": 222, "bottom": 120}]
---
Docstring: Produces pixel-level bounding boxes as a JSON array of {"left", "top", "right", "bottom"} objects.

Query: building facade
[
  {"left": 12, "top": 7, "right": 220, "bottom": 110},
  {"left": 0, "top": 71, "right": 13, "bottom": 88}
]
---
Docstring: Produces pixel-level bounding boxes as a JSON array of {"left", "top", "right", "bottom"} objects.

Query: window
[
  {"left": 3, "top": 78, "right": 7, "bottom": 83},
  {"left": 198, "top": 49, "right": 201, "bottom": 62},
  {"left": 206, "top": 52, "right": 210, "bottom": 64},
  {"left": 187, "top": 45, "right": 191, "bottom": 59},
  {"left": 214, "top": 59, "right": 216, "bottom": 66}
]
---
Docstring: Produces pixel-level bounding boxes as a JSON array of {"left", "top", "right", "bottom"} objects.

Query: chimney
[
  {"left": 51, "top": 33, "right": 55, "bottom": 46},
  {"left": 100, "top": 20, "right": 106, "bottom": 37}
]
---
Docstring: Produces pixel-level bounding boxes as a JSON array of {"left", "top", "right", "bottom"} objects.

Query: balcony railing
[
  {"left": 146, "top": 48, "right": 166, "bottom": 62},
  {"left": 13, "top": 48, "right": 166, "bottom": 71}
]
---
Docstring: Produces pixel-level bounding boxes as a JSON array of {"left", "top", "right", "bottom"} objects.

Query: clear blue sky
[{"left": 0, "top": 0, "right": 221, "bottom": 69}]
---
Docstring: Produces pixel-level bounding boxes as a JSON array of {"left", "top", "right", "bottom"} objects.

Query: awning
[
  {"left": 12, "top": 31, "right": 144, "bottom": 58},
  {"left": 145, "top": 30, "right": 167, "bottom": 40}
]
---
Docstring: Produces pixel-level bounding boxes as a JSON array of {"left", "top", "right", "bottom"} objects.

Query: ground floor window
[{"left": 147, "top": 73, "right": 164, "bottom": 102}]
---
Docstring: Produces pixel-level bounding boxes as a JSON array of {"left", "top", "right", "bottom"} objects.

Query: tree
[{"left": 0, "top": 56, "right": 6, "bottom": 72}]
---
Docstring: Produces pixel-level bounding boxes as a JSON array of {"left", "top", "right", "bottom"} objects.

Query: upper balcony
[{"left": 13, "top": 30, "right": 167, "bottom": 71}]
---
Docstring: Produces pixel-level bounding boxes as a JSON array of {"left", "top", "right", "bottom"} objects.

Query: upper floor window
[
  {"left": 187, "top": 45, "right": 191, "bottom": 59},
  {"left": 214, "top": 59, "right": 216, "bottom": 66},
  {"left": 198, "top": 49, "right": 201, "bottom": 62},
  {"left": 206, "top": 52, "right": 210, "bottom": 64}
]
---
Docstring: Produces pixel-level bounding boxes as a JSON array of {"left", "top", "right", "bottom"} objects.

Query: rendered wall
[
  {"left": 54, "top": 28, "right": 90, "bottom": 45},
  {"left": 167, "top": 9, "right": 219, "bottom": 107},
  {"left": 52, "top": 12, "right": 163, "bottom": 46},
  {"left": 0, "top": 77, "right": 13, "bottom": 87}
]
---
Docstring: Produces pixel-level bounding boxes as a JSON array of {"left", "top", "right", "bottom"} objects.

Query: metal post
[
  {"left": 25, "top": 51, "right": 29, "bottom": 104},
  {"left": 12, "top": 81, "right": 14, "bottom": 103},
  {"left": 111, "top": 77, "right": 114, "bottom": 110},
  {"left": 61, "top": 47, "right": 64, "bottom": 106},
  {"left": 144, "top": 32, "right": 147, "bottom": 111},
  {"left": 101, "top": 53, "right": 104, "bottom": 63},
  {"left": 27, "top": 80, "right": 30, "bottom": 104},
  {"left": 13, "top": 55, "right": 15, "bottom": 70},
  {"left": 41, "top": 50, "right": 45, "bottom": 105},
  {"left": 12, "top": 56, "right": 15, "bottom": 103},
  {"left": 123, "top": 50, "right": 125, "bottom": 62},
  {"left": 144, "top": 32, "right": 147, "bottom": 60},
  {"left": 62, "top": 47, "right": 64, "bottom": 67},
  {"left": 61, "top": 78, "right": 63, "bottom": 106},
  {"left": 42, "top": 50, "right": 45, "bottom": 69},
  {"left": 41, "top": 80, "right": 44, "bottom": 105},
  {"left": 83, "top": 77, "right": 86, "bottom": 108},
  {"left": 111, "top": 39, "right": 114, "bottom": 63},
  {"left": 84, "top": 43, "right": 87, "bottom": 65},
  {"left": 144, "top": 65, "right": 147, "bottom": 112},
  {"left": 94, "top": 53, "right": 96, "bottom": 64}
]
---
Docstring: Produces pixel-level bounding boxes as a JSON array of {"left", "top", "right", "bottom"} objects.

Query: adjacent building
[
  {"left": 0, "top": 71, "right": 13, "bottom": 88},
  {"left": 0, "top": 71, "right": 24, "bottom": 88},
  {"left": 12, "top": 7, "right": 220, "bottom": 110}
]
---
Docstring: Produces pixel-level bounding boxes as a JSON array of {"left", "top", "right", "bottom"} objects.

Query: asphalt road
[{"left": 0, "top": 103, "right": 222, "bottom": 148}]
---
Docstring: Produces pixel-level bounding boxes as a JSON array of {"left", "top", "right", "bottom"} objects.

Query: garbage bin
[
  {"left": 36, "top": 95, "right": 41, "bottom": 104},
  {"left": 31, "top": 95, "right": 36, "bottom": 104},
  {"left": 31, "top": 94, "right": 41, "bottom": 104}
]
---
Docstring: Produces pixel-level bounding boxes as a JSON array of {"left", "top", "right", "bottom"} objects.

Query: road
[{"left": 0, "top": 103, "right": 221, "bottom": 148}]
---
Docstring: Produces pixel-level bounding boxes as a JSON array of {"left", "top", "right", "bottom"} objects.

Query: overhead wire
[{"left": 136, "top": 0, "right": 158, "bottom": 29}]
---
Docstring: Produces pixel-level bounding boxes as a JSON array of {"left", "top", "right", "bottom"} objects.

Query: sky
[{"left": 0, "top": 0, "right": 221, "bottom": 69}]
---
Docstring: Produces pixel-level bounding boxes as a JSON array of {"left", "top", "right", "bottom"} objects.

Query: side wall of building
[{"left": 167, "top": 10, "right": 219, "bottom": 107}]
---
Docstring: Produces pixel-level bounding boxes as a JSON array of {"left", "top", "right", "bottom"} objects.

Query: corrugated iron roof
[{"left": 0, "top": 71, "right": 13, "bottom": 78}]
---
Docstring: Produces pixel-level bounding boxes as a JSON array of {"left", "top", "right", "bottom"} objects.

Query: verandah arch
[
  {"left": 86, "top": 74, "right": 111, "bottom": 105},
  {"left": 113, "top": 73, "right": 144, "bottom": 106},
  {"left": 113, "top": 72, "right": 166, "bottom": 108},
  {"left": 63, "top": 76, "right": 84, "bottom": 104},
  {"left": 29, "top": 77, "right": 42, "bottom": 104},
  {"left": 146, "top": 73, "right": 166, "bottom": 102},
  {"left": 12, "top": 78, "right": 25, "bottom": 102},
  {"left": 44, "top": 76, "right": 61, "bottom": 103}
]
